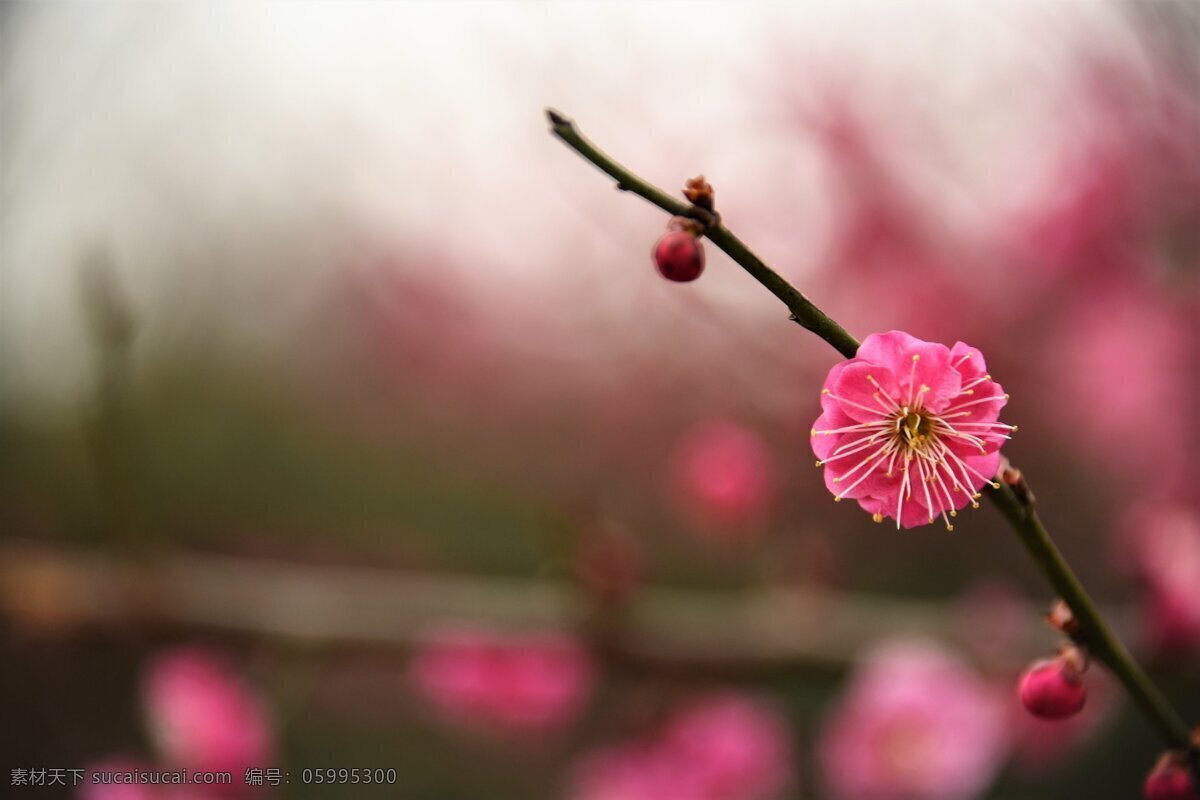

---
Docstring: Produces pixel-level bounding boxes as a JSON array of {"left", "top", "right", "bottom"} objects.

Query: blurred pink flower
[
  {"left": 1044, "top": 286, "right": 1191, "bottom": 492},
  {"left": 660, "top": 694, "right": 794, "bottom": 800},
  {"left": 570, "top": 740, "right": 694, "bottom": 800},
  {"left": 812, "top": 332, "right": 1010, "bottom": 530},
  {"left": 800, "top": 89, "right": 982, "bottom": 340},
  {"left": 79, "top": 759, "right": 163, "bottom": 800},
  {"left": 79, "top": 758, "right": 219, "bottom": 800},
  {"left": 668, "top": 419, "right": 777, "bottom": 537},
  {"left": 407, "top": 624, "right": 594, "bottom": 735},
  {"left": 569, "top": 693, "right": 793, "bottom": 800},
  {"left": 142, "top": 648, "right": 274, "bottom": 780},
  {"left": 1117, "top": 505, "right": 1200, "bottom": 653},
  {"left": 819, "top": 639, "right": 1009, "bottom": 800},
  {"left": 1008, "top": 57, "right": 1200, "bottom": 289}
]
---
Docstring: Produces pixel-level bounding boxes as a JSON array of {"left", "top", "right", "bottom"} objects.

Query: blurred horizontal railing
[{"left": 0, "top": 542, "right": 1127, "bottom": 674}]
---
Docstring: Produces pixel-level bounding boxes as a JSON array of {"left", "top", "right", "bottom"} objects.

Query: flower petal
[
  {"left": 830, "top": 362, "right": 895, "bottom": 423},
  {"left": 859, "top": 331, "right": 960, "bottom": 412}
]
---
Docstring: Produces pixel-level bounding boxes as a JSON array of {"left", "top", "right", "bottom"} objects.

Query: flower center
[
  {"left": 898, "top": 408, "right": 932, "bottom": 449},
  {"left": 814, "top": 354, "right": 1015, "bottom": 531}
]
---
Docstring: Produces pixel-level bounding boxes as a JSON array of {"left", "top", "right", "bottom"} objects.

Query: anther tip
[{"left": 872, "top": 513, "right": 883, "bottom": 524}]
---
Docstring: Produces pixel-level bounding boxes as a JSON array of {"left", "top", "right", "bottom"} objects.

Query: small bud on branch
[{"left": 545, "top": 108, "right": 1198, "bottom": 782}]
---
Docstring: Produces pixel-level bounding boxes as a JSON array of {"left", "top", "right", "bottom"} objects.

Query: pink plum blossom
[
  {"left": 141, "top": 648, "right": 274, "bottom": 780},
  {"left": 568, "top": 693, "right": 793, "bottom": 800},
  {"left": 811, "top": 332, "right": 1011, "bottom": 530},
  {"left": 668, "top": 419, "right": 777, "bottom": 537},
  {"left": 818, "top": 639, "right": 1009, "bottom": 800},
  {"left": 407, "top": 624, "right": 594, "bottom": 735}
]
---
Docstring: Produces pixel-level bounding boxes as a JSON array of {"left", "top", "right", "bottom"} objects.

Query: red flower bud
[
  {"left": 1018, "top": 657, "right": 1086, "bottom": 720},
  {"left": 1144, "top": 754, "right": 1199, "bottom": 800},
  {"left": 653, "top": 230, "right": 705, "bottom": 282}
]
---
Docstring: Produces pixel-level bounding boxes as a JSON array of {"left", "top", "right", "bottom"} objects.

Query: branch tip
[{"left": 545, "top": 105, "right": 1198, "bottom": 773}]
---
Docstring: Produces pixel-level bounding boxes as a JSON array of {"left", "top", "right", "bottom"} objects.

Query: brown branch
[
  {"left": 546, "top": 108, "right": 1197, "bottom": 761},
  {"left": 0, "top": 542, "right": 1066, "bottom": 674}
]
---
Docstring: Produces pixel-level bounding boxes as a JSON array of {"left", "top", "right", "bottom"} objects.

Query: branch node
[
  {"left": 1000, "top": 456, "right": 1036, "bottom": 509},
  {"left": 684, "top": 206, "right": 721, "bottom": 232}
]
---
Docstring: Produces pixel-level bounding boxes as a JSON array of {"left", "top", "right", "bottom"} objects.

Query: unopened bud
[
  {"left": 1144, "top": 752, "right": 1199, "bottom": 800},
  {"left": 653, "top": 229, "right": 705, "bottom": 283},
  {"left": 1018, "top": 654, "right": 1087, "bottom": 720}
]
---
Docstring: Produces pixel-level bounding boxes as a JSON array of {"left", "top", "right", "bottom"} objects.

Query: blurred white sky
[{"left": 1, "top": 0, "right": 1126, "bottom": 409}]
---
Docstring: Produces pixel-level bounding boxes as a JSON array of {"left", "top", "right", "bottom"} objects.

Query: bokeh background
[{"left": 2, "top": 1, "right": 1199, "bottom": 798}]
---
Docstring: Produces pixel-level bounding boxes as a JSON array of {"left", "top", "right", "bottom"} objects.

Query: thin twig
[
  {"left": 546, "top": 109, "right": 1196, "bottom": 758},
  {"left": 548, "top": 109, "right": 860, "bottom": 358}
]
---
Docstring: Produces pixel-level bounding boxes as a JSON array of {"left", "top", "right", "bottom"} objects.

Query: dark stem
[
  {"left": 547, "top": 108, "right": 1197, "bottom": 761},
  {"left": 547, "top": 109, "right": 860, "bottom": 359},
  {"left": 988, "top": 483, "right": 1193, "bottom": 748}
]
